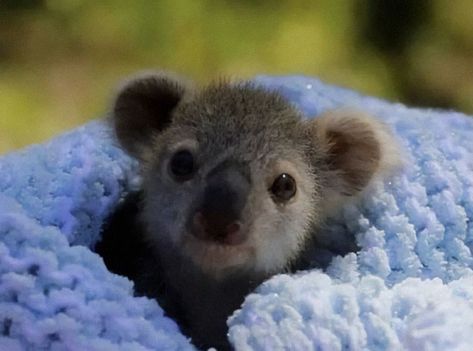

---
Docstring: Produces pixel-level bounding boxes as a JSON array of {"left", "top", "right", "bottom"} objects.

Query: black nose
[{"left": 190, "top": 161, "right": 250, "bottom": 245}]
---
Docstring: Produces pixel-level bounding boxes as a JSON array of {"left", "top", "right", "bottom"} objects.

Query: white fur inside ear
[
  {"left": 311, "top": 109, "right": 403, "bottom": 216},
  {"left": 319, "top": 109, "right": 402, "bottom": 176}
]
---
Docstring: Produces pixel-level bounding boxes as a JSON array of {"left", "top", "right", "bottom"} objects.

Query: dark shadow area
[{"left": 94, "top": 191, "right": 186, "bottom": 326}]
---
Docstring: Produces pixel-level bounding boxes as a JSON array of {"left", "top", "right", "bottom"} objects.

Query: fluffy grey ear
[
  {"left": 307, "top": 109, "right": 400, "bottom": 212},
  {"left": 112, "top": 72, "right": 191, "bottom": 158}
]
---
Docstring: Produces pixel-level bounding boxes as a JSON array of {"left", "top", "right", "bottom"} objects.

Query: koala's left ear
[
  {"left": 112, "top": 71, "right": 193, "bottom": 159},
  {"left": 306, "top": 110, "right": 400, "bottom": 211}
]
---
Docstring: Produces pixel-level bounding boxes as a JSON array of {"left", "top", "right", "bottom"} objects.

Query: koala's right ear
[{"left": 112, "top": 72, "right": 191, "bottom": 158}]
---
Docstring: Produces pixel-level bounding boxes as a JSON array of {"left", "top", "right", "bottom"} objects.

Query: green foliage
[{"left": 0, "top": 0, "right": 472, "bottom": 154}]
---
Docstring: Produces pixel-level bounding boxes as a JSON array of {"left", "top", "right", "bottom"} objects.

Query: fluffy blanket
[{"left": 1, "top": 76, "right": 473, "bottom": 351}]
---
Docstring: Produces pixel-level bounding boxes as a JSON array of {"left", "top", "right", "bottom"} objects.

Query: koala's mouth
[
  {"left": 182, "top": 229, "right": 254, "bottom": 273},
  {"left": 185, "top": 227, "right": 249, "bottom": 250}
]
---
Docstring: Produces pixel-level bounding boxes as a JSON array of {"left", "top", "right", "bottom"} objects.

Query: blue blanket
[{"left": 1, "top": 76, "right": 473, "bottom": 350}]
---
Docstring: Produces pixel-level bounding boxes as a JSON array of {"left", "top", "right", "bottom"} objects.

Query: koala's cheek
[
  {"left": 251, "top": 203, "right": 313, "bottom": 274},
  {"left": 144, "top": 194, "right": 187, "bottom": 243},
  {"left": 247, "top": 220, "right": 284, "bottom": 273}
]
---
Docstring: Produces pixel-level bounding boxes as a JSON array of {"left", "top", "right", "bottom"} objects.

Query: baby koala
[{"left": 97, "top": 72, "right": 399, "bottom": 350}]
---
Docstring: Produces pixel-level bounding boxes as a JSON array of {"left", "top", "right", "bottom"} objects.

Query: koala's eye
[
  {"left": 270, "top": 173, "right": 297, "bottom": 202},
  {"left": 169, "top": 150, "right": 196, "bottom": 181}
]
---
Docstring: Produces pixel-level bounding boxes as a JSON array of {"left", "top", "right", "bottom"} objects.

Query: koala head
[{"left": 112, "top": 72, "right": 398, "bottom": 279}]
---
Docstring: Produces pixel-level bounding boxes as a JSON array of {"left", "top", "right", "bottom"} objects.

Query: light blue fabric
[{"left": 1, "top": 76, "right": 473, "bottom": 350}]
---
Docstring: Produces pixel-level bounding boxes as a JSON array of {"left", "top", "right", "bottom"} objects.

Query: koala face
[
  {"left": 112, "top": 72, "right": 399, "bottom": 279},
  {"left": 141, "top": 121, "right": 318, "bottom": 277}
]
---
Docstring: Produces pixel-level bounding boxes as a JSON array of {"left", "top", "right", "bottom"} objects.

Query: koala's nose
[
  {"left": 190, "top": 161, "right": 250, "bottom": 245},
  {"left": 192, "top": 212, "right": 245, "bottom": 245}
]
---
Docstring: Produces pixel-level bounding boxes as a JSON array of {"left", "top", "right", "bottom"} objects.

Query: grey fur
[{"left": 105, "top": 71, "right": 400, "bottom": 350}]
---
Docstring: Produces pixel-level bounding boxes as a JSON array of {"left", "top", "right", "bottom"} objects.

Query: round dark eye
[
  {"left": 169, "top": 150, "right": 196, "bottom": 181},
  {"left": 270, "top": 173, "right": 297, "bottom": 202}
]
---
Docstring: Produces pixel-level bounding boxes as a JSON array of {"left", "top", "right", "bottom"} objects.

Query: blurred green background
[{"left": 1, "top": 0, "right": 472, "bottom": 154}]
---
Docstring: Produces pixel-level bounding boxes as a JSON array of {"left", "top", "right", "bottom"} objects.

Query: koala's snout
[{"left": 189, "top": 161, "right": 250, "bottom": 245}]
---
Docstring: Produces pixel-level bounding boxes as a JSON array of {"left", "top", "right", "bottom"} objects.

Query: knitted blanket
[{"left": 1, "top": 76, "right": 472, "bottom": 351}]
